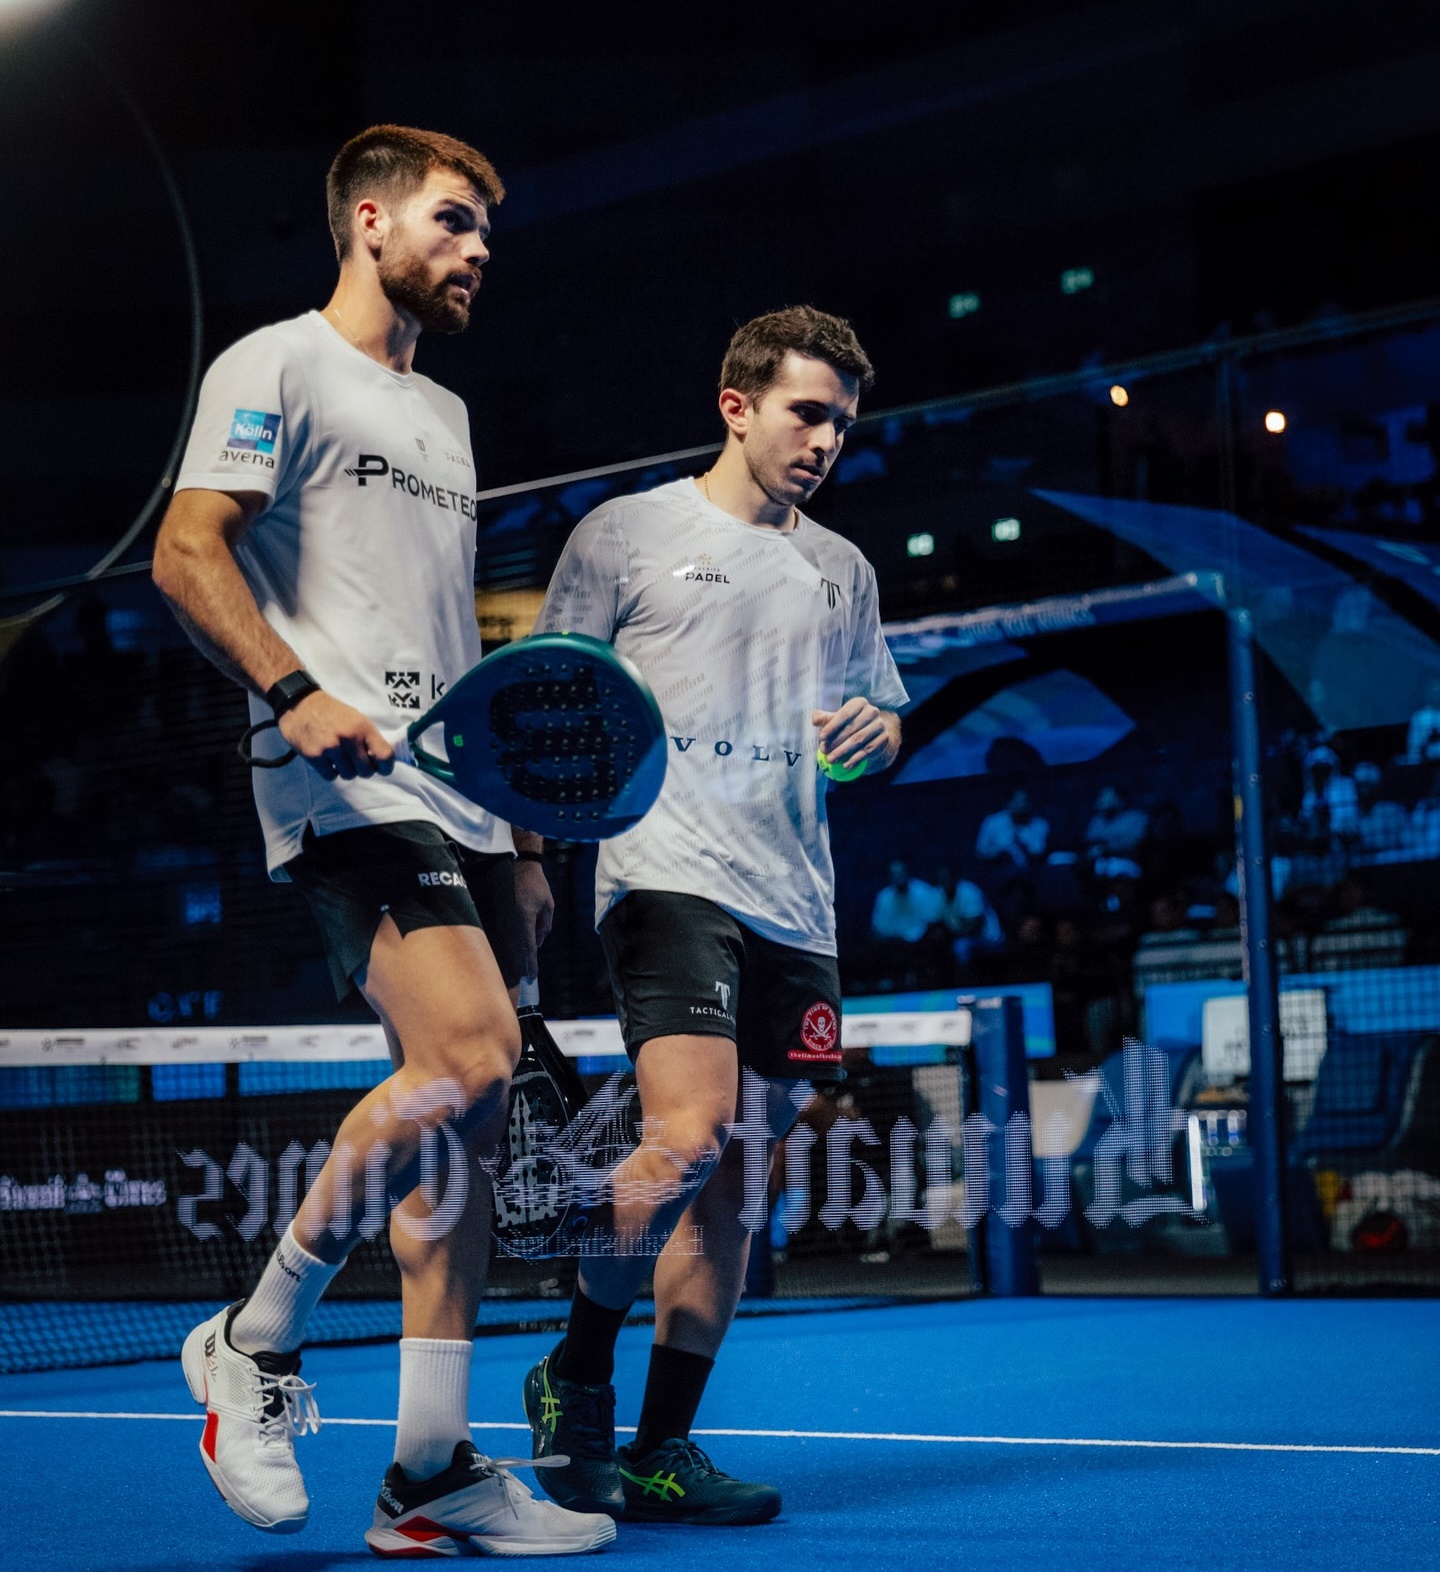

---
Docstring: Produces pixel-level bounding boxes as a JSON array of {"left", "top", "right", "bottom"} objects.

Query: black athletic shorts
[
  {"left": 598, "top": 890, "right": 844, "bottom": 1080},
  {"left": 284, "top": 820, "right": 528, "bottom": 1000}
]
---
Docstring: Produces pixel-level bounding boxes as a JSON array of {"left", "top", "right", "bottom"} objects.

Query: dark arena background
[{"left": 2, "top": 2, "right": 1439, "bottom": 1568}]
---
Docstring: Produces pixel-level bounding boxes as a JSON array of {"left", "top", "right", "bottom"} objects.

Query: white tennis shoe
[
  {"left": 365, "top": 1441, "right": 617, "bottom": 1557},
  {"left": 180, "top": 1302, "right": 321, "bottom": 1534}
]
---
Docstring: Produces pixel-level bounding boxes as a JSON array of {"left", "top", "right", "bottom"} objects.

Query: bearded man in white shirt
[{"left": 152, "top": 123, "right": 610, "bottom": 1558}]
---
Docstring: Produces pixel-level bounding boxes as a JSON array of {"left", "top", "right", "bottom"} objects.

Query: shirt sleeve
[
  {"left": 174, "top": 329, "right": 312, "bottom": 507},
  {"left": 534, "top": 506, "right": 630, "bottom": 642},
  {"left": 843, "top": 559, "right": 909, "bottom": 710}
]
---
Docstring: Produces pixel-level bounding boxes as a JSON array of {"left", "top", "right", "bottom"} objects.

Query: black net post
[
  {"left": 1227, "top": 604, "right": 1292, "bottom": 1295},
  {"left": 971, "top": 996, "right": 1039, "bottom": 1296}
]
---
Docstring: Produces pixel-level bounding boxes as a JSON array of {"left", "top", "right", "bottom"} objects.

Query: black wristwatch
[{"left": 265, "top": 669, "right": 321, "bottom": 717}]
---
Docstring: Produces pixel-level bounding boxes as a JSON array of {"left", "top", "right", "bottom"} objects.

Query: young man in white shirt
[
  {"left": 152, "top": 123, "right": 611, "bottom": 1557},
  {"left": 521, "top": 308, "right": 907, "bottom": 1524}
]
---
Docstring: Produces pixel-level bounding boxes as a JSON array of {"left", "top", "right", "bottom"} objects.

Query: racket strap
[{"left": 238, "top": 717, "right": 297, "bottom": 768}]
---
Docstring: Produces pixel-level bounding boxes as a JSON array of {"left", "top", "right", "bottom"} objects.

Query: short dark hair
[
  {"left": 326, "top": 125, "right": 505, "bottom": 260},
  {"left": 720, "top": 306, "right": 875, "bottom": 400}
]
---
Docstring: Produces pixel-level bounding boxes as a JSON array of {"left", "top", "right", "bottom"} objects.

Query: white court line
[{"left": 2, "top": 1411, "right": 1436, "bottom": 1457}]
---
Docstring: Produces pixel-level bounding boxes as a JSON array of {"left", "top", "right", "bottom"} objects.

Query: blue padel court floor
[{"left": 4, "top": 1297, "right": 1438, "bottom": 1571}]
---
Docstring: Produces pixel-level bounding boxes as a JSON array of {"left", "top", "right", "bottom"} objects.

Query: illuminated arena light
[
  {"left": 0, "top": 0, "right": 76, "bottom": 41},
  {"left": 1109, "top": 384, "right": 1130, "bottom": 407},
  {"left": 1265, "top": 409, "right": 1287, "bottom": 433}
]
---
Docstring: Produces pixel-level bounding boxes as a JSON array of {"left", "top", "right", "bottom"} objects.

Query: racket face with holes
[
  {"left": 492, "top": 1007, "right": 592, "bottom": 1259},
  {"left": 406, "top": 632, "right": 666, "bottom": 840}
]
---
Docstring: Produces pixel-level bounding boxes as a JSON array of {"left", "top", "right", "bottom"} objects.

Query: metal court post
[
  {"left": 1227, "top": 604, "right": 1292, "bottom": 1295},
  {"left": 970, "top": 995, "right": 1039, "bottom": 1296}
]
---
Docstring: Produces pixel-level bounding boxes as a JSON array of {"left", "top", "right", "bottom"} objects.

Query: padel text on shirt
[
  {"left": 536, "top": 478, "right": 908, "bottom": 953},
  {"left": 175, "top": 310, "right": 511, "bottom": 874}
]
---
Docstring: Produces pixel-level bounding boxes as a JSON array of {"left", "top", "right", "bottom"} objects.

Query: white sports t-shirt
[
  {"left": 175, "top": 310, "right": 513, "bottom": 874},
  {"left": 535, "top": 478, "right": 908, "bottom": 953}
]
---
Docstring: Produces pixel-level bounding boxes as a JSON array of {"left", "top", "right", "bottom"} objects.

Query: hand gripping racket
[
  {"left": 241, "top": 632, "right": 667, "bottom": 842},
  {"left": 405, "top": 632, "right": 666, "bottom": 840}
]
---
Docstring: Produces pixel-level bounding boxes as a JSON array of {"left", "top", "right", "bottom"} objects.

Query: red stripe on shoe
[
  {"left": 201, "top": 1410, "right": 219, "bottom": 1461},
  {"left": 397, "top": 1518, "right": 452, "bottom": 1542}
]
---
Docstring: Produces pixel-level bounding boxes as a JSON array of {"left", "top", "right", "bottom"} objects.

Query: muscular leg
[
  {"left": 576, "top": 1034, "right": 738, "bottom": 1312},
  {"left": 331, "top": 918, "right": 518, "bottom": 1481},
  {"left": 291, "top": 917, "right": 519, "bottom": 1318},
  {"left": 651, "top": 1080, "right": 800, "bottom": 1355}
]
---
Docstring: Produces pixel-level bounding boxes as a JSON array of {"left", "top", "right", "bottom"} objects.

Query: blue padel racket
[
  {"left": 405, "top": 632, "right": 665, "bottom": 840},
  {"left": 241, "top": 632, "right": 666, "bottom": 841}
]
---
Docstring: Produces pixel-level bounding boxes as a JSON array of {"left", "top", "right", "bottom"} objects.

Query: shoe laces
[
  {"left": 562, "top": 1382, "right": 617, "bottom": 1458},
  {"left": 255, "top": 1370, "right": 322, "bottom": 1445},
  {"left": 648, "top": 1438, "right": 721, "bottom": 1477},
  {"left": 472, "top": 1453, "right": 570, "bottom": 1520}
]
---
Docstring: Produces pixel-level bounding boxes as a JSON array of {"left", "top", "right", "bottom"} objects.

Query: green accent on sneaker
[
  {"left": 617, "top": 1465, "right": 685, "bottom": 1501},
  {"left": 539, "top": 1360, "right": 561, "bottom": 1433},
  {"left": 521, "top": 1353, "right": 624, "bottom": 1517},
  {"left": 616, "top": 1439, "right": 781, "bottom": 1526}
]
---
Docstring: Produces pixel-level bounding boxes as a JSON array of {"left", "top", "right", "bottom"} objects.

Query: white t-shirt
[
  {"left": 535, "top": 478, "right": 908, "bottom": 953},
  {"left": 175, "top": 310, "right": 513, "bottom": 874}
]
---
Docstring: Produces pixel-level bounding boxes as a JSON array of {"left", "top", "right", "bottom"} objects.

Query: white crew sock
[
  {"left": 229, "top": 1226, "right": 342, "bottom": 1355},
  {"left": 395, "top": 1337, "right": 473, "bottom": 1480}
]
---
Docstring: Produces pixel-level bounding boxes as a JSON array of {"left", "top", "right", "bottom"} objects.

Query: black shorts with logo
[
  {"left": 598, "top": 890, "right": 843, "bottom": 1081},
  {"left": 284, "top": 820, "right": 528, "bottom": 1000}
]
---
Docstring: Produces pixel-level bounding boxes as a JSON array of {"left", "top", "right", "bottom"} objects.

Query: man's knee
[
  {"left": 641, "top": 1114, "right": 730, "bottom": 1194},
  {"left": 401, "top": 1021, "right": 518, "bottom": 1120},
  {"left": 452, "top": 1027, "right": 518, "bottom": 1114}
]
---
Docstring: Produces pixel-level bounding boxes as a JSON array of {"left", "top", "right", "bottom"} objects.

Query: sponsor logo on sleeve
[
  {"left": 819, "top": 577, "right": 842, "bottom": 610},
  {"left": 227, "top": 410, "right": 282, "bottom": 454},
  {"left": 790, "top": 1001, "right": 842, "bottom": 1063}
]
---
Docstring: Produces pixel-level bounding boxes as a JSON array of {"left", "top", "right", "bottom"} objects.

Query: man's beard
[
  {"left": 745, "top": 443, "right": 815, "bottom": 510},
  {"left": 378, "top": 245, "right": 471, "bottom": 335}
]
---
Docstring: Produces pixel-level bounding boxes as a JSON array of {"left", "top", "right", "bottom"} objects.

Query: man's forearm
[
  {"left": 512, "top": 828, "right": 544, "bottom": 857},
  {"left": 875, "top": 709, "right": 902, "bottom": 770},
  {"left": 153, "top": 512, "right": 302, "bottom": 698}
]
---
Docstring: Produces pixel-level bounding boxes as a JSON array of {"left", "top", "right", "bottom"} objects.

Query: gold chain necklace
[
  {"left": 326, "top": 302, "right": 366, "bottom": 353},
  {"left": 700, "top": 468, "right": 796, "bottom": 531}
]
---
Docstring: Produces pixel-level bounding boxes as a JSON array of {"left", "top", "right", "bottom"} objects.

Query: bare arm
[
  {"left": 812, "top": 699, "right": 902, "bottom": 773},
  {"left": 509, "top": 827, "right": 553, "bottom": 978},
  {"left": 152, "top": 488, "right": 393, "bottom": 780}
]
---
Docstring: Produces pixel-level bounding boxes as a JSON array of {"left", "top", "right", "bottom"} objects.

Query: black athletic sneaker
[
  {"left": 522, "top": 1349, "right": 625, "bottom": 1516},
  {"left": 616, "top": 1438, "right": 781, "bottom": 1525}
]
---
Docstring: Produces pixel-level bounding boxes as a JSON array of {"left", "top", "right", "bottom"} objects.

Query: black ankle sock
[
  {"left": 554, "top": 1288, "right": 631, "bottom": 1386},
  {"left": 631, "top": 1344, "right": 715, "bottom": 1456}
]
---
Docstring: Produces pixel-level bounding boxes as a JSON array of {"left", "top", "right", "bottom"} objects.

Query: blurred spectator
[
  {"left": 1298, "top": 745, "right": 1358, "bottom": 841},
  {"left": 976, "top": 788, "right": 1049, "bottom": 867},
  {"left": 1411, "top": 770, "right": 1440, "bottom": 860},
  {"left": 1353, "top": 762, "right": 1409, "bottom": 860},
  {"left": 929, "top": 866, "right": 1002, "bottom": 969},
  {"left": 870, "top": 859, "right": 941, "bottom": 943},
  {"left": 1405, "top": 677, "right": 1440, "bottom": 764},
  {"left": 1311, "top": 877, "right": 1408, "bottom": 970},
  {"left": 1084, "top": 784, "right": 1148, "bottom": 880},
  {"left": 978, "top": 788, "right": 1050, "bottom": 930}
]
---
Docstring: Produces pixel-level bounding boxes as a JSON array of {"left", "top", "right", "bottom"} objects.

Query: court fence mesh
[
  {"left": 0, "top": 1021, "right": 982, "bottom": 1373},
  {"left": 5, "top": 303, "right": 1440, "bottom": 1370}
]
